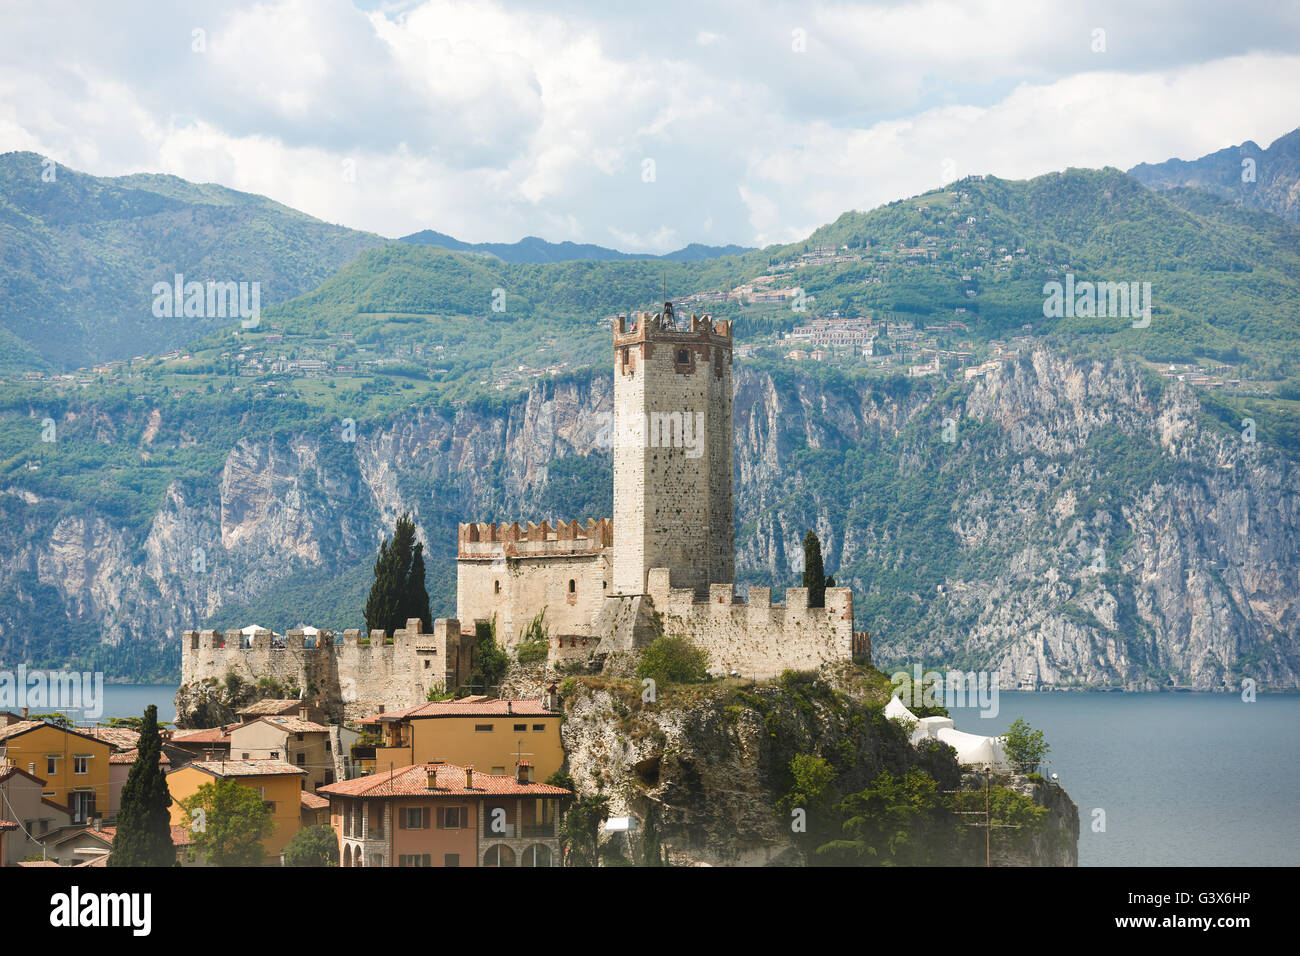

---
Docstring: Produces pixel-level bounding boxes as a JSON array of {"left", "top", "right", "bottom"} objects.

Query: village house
[
  {"left": 228, "top": 714, "right": 339, "bottom": 793},
  {"left": 319, "top": 762, "right": 569, "bottom": 867},
  {"left": 237, "top": 699, "right": 331, "bottom": 723},
  {"left": 0, "top": 721, "right": 112, "bottom": 824},
  {"left": 362, "top": 697, "right": 563, "bottom": 782},
  {"left": 0, "top": 764, "right": 73, "bottom": 864},
  {"left": 167, "top": 725, "right": 234, "bottom": 762},
  {"left": 300, "top": 791, "right": 329, "bottom": 828},
  {"left": 45, "top": 821, "right": 114, "bottom": 867},
  {"left": 166, "top": 759, "right": 307, "bottom": 861}
]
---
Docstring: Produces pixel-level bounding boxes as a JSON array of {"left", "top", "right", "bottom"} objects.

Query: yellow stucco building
[
  {"left": 363, "top": 697, "right": 564, "bottom": 782},
  {"left": 0, "top": 720, "right": 112, "bottom": 824},
  {"left": 166, "top": 759, "right": 306, "bottom": 862}
]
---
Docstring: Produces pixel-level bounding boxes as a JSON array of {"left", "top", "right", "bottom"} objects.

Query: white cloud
[{"left": 1, "top": 0, "right": 1298, "bottom": 253}]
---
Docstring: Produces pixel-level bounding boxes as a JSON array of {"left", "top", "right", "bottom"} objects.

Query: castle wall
[
  {"left": 180, "top": 619, "right": 473, "bottom": 723},
  {"left": 647, "top": 571, "right": 856, "bottom": 679},
  {"left": 612, "top": 310, "right": 734, "bottom": 597},
  {"left": 456, "top": 519, "right": 612, "bottom": 648}
]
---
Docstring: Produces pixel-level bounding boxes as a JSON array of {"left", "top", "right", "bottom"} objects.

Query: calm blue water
[
  {"left": 29, "top": 686, "right": 1297, "bottom": 866},
  {"left": 23, "top": 684, "right": 178, "bottom": 725},
  {"left": 948, "top": 691, "right": 1300, "bottom": 866}
]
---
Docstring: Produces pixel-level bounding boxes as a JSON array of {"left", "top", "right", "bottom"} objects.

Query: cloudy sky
[{"left": 3, "top": 0, "right": 1299, "bottom": 252}]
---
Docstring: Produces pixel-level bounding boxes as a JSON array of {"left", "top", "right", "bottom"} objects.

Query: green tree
[
  {"left": 816, "top": 768, "right": 960, "bottom": 866},
  {"left": 284, "top": 824, "right": 340, "bottom": 867},
  {"left": 466, "top": 617, "right": 509, "bottom": 694},
  {"left": 364, "top": 513, "right": 421, "bottom": 636},
  {"left": 636, "top": 635, "right": 709, "bottom": 686},
  {"left": 109, "top": 705, "right": 174, "bottom": 867},
  {"left": 405, "top": 542, "right": 433, "bottom": 633},
  {"left": 780, "top": 753, "right": 839, "bottom": 849},
  {"left": 559, "top": 793, "right": 610, "bottom": 867},
  {"left": 1001, "top": 718, "right": 1050, "bottom": 774},
  {"left": 180, "top": 778, "right": 275, "bottom": 867},
  {"left": 803, "top": 530, "right": 827, "bottom": 608}
]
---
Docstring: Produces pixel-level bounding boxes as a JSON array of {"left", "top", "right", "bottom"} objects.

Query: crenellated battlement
[
  {"left": 612, "top": 306, "right": 733, "bottom": 342},
  {"left": 457, "top": 517, "right": 613, "bottom": 558},
  {"left": 179, "top": 618, "right": 474, "bottom": 722},
  {"left": 639, "top": 568, "right": 859, "bottom": 677}
]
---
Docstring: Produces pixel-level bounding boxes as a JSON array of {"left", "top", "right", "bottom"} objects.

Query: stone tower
[{"left": 611, "top": 303, "right": 734, "bottom": 597}]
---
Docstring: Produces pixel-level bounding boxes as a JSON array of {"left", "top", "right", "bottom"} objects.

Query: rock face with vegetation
[
  {"left": 2, "top": 347, "right": 1295, "bottom": 689},
  {"left": 173, "top": 672, "right": 301, "bottom": 730},
  {"left": 552, "top": 664, "right": 1079, "bottom": 867}
]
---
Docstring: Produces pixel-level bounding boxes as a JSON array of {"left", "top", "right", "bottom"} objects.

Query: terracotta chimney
[
  {"left": 426, "top": 765, "right": 438, "bottom": 790},
  {"left": 299, "top": 706, "right": 309, "bottom": 721},
  {"left": 465, "top": 765, "right": 474, "bottom": 789},
  {"left": 516, "top": 761, "right": 531, "bottom": 784}
]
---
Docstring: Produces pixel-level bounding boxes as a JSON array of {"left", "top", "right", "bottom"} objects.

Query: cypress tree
[
  {"left": 110, "top": 705, "right": 174, "bottom": 867},
  {"left": 363, "top": 536, "right": 399, "bottom": 636},
  {"left": 406, "top": 542, "right": 433, "bottom": 633},
  {"left": 802, "top": 530, "right": 826, "bottom": 608},
  {"left": 364, "top": 513, "right": 425, "bottom": 636}
]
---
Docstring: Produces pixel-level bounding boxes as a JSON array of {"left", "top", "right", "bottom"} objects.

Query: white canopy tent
[{"left": 885, "top": 694, "right": 1013, "bottom": 771}]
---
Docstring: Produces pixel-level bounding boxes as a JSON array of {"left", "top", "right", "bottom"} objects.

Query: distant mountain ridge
[
  {"left": 399, "top": 228, "right": 753, "bottom": 263},
  {"left": 1128, "top": 127, "right": 1300, "bottom": 224},
  {"left": 0, "top": 151, "right": 388, "bottom": 370}
]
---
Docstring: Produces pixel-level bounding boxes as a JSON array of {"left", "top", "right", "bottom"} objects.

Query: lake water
[
  {"left": 27, "top": 685, "right": 1298, "bottom": 866},
  {"left": 948, "top": 691, "right": 1300, "bottom": 866},
  {"left": 21, "top": 684, "right": 179, "bottom": 725}
]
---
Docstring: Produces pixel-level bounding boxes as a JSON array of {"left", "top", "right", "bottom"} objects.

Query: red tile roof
[
  {"left": 246, "top": 715, "right": 332, "bottom": 735},
  {"left": 363, "top": 698, "right": 556, "bottom": 722},
  {"left": 0, "top": 720, "right": 111, "bottom": 747},
  {"left": 238, "top": 699, "right": 313, "bottom": 716},
  {"left": 0, "top": 764, "right": 46, "bottom": 787},
  {"left": 170, "top": 727, "right": 233, "bottom": 745},
  {"left": 318, "top": 763, "right": 570, "bottom": 799},
  {"left": 172, "top": 759, "right": 307, "bottom": 778},
  {"left": 171, "top": 825, "right": 195, "bottom": 847},
  {"left": 0, "top": 819, "right": 17, "bottom": 831},
  {"left": 109, "top": 748, "right": 171, "bottom": 765},
  {"left": 300, "top": 791, "right": 329, "bottom": 810},
  {"left": 50, "top": 825, "right": 115, "bottom": 848},
  {"left": 79, "top": 727, "right": 141, "bottom": 750}
]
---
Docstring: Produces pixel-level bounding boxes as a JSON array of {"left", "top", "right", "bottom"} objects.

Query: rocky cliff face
[
  {"left": 551, "top": 666, "right": 1079, "bottom": 866},
  {"left": 1, "top": 348, "right": 1295, "bottom": 689}
]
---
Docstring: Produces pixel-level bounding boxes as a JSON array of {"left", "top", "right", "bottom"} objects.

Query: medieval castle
[{"left": 181, "top": 304, "right": 864, "bottom": 719}]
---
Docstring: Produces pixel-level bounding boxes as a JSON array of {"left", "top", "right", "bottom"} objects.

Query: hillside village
[{"left": 0, "top": 695, "right": 572, "bottom": 868}]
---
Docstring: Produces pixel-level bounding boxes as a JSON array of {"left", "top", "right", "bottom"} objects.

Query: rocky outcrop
[{"left": 554, "top": 665, "right": 1079, "bottom": 866}]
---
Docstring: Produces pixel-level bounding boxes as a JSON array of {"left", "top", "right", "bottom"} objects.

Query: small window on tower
[
  {"left": 494, "top": 580, "right": 501, "bottom": 595},
  {"left": 677, "top": 349, "right": 690, "bottom": 365},
  {"left": 568, "top": 579, "right": 576, "bottom": 593}
]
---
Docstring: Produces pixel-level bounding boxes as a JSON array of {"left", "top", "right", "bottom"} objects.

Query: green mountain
[
  {"left": 400, "top": 229, "right": 753, "bottom": 263},
  {"left": 1128, "top": 127, "right": 1300, "bottom": 225},
  {"left": 1, "top": 160, "right": 1298, "bottom": 682},
  {"left": 0, "top": 151, "right": 388, "bottom": 371}
]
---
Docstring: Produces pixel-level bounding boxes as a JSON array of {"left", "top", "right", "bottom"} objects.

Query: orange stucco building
[{"left": 319, "top": 762, "right": 569, "bottom": 867}]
